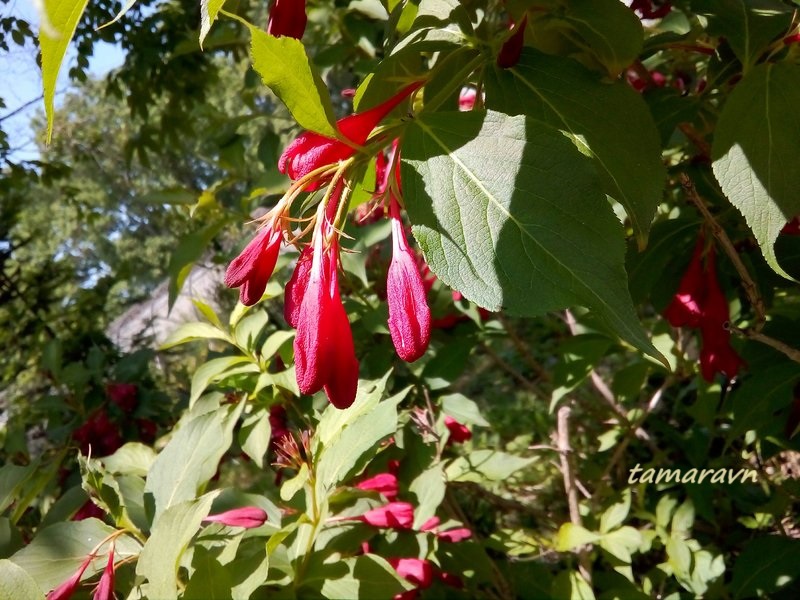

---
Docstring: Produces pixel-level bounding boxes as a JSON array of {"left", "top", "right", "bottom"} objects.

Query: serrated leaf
[
  {"left": 402, "top": 110, "right": 662, "bottom": 363},
  {"left": 247, "top": 27, "right": 338, "bottom": 137},
  {"left": 555, "top": 523, "right": 601, "bottom": 552},
  {"left": 200, "top": 0, "right": 227, "bottom": 47},
  {"left": 712, "top": 62, "right": 800, "bottom": 280},
  {"left": 145, "top": 405, "right": 242, "bottom": 519},
  {"left": 160, "top": 322, "right": 231, "bottom": 350},
  {"left": 486, "top": 49, "right": 666, "bottom": 246},
  {"left": 692, "top": 0, "right": 793, "bottom": 70},
  {"left": 136, "top": 492, "right": 219, "bottom": 600},
  {"left": 445, "top": 449, "right": 535, "bottom": 483},
  {"left": 10, "top": 520, "right": 140, "bottom": 594},
  {"left": 38, "top": 0, "right": 91, "bottom": 143}
]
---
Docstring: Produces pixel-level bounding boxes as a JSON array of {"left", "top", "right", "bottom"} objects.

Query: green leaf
[
  {"left": 692, "top": 0, "right": 793, "bottom": 70},
  {"left": 731, "top": 536, "right": 800, "bottom": 599},
  {"left": 562, "top": 0, "right": 643, "bottom": 77},
  {"left": 410, "top": 466, "right": 446, "bottom": 528},
  {"left": 402, "top": 110, "right": 662, "bottom": 363},
  {"left": 600, "top": 489, "right": 631, "bottom": 533},
  {"left": 712, "top": 62, "right": 800, "bottom": 280},
  {"left": 190, "top": 357, "right": 258, "bottom": 407},
  {"left": 302, "top": 555, "right": 411, "bottom": 599},
  {"left": 485, "top": 49, "right": 665, "bottom": 246},
  {"left": 160, "top": 322, "right": 232, "bottom": 349},
  {"left": 10, "top": 520, "right": 141, "bottom": 594},
  {"left": 445, "top": 449, "right": 535, "bottom": 483},
  {"left": 144, "top": 404, "right": 242, "bottom": 519},
  {"left": 0, "top": 559, "right": 43, "bottom": 599},
  {"left": 599, "top": 526, "right": 641, "bottom": 564},
  {"left": 441, "top": 393, "right": 490, "bottom": 427},
  {"left": 136, "top": 492, "right": 220, "bottom": 600},
  {"left": 38, "top": 0, "right": 92, "bottom": 143},
  {"left": 239, "top": 407, "right": 272, "bottom": 468},
  {"left": 247, "top": 26, "right": 338, "bottom": 137},
  {"left": 200, "top": 0, "right": 227, "bottom": 47},
  {"left": 555, "top": 523, "right": 600, "bottom": 552},
  {"left": 550, "top": 334, "right": 614, "bottom": 409},
  {"left": 315, "top": 373, "right": 391, "bottom": 446},
  {"left": 726, "top": 361, "right": 797, "bottom": 443},
  {"left": 552, "top": 569, "right": 596, "bottom": 600}
]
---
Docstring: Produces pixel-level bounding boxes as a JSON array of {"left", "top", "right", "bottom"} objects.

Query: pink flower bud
[
  {"left": 388, "top": 558, "right": 435, "bottom": 588},
  {"left": 225, "top": 221, "right": 283, "bottom": 306},
  {"left": 267, "top": 0, "right": 307, "bottom": 39},
  {"left": 444, "top": 416, "right": 472, "bottom": 444},
  {"left": 356, "top": 473, "right": 399, "bottom": 500},
  {"left": 203, "top": 507, "right": 268, "bottom": 528},
  {"left": 459, "top": 87, "right": 477, "bottom": 111},
  {"left": 359, "top": 502, "right": 415, "bottom": 529},
  {"left": 387, "top": 198, "right": 431, "bottom": 362},
  {"left": 437, "top": 527, "right": 472, "bottom": 543},
  {"left": 47, "top": 553, "right": 95, "bottom": 600},
  {"left": 92, "top": 546, "right": 115, "bottom": 600},
  {"left": 420, "top": 516, "right": 440, "bottom": 531}
]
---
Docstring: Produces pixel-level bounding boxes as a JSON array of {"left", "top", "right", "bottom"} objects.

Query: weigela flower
[
  {"left": 293, "top": 224, "right": 359, "bottom": 409},
  {"left": 267, "top": 0, "right": 307, "bottom": 39},
  {"left": 664, "top": 236, "right": 706, "bottom": 328},
  {"left": 203, "top": 507, "right": 268, "bottom": 528},
  {"left": 358, "top": 501, "right": 415, "bottom": 529},
  {"left": 278, "top": 82, "right": 422, "bottom": 184},
  {"left": 387, "top": 197, "right": 431, "bottom": 362},
  {"left": 497, "top": 15, "right": 527, "bottom": 69},
  {"left": 92, "top": 545, "right": 115, "bottom": 600},
  {"left": 47, "top": 552, "right": 95, "bottom": 600},
  {"left": 356, "top": 473, "right": 399, "bottom": 500},
  {"left": 225, "top": 218, "right": 283, "bottom": 306},
  {"left": 444, "top": 416, "right": 472, "bottom": 443}
]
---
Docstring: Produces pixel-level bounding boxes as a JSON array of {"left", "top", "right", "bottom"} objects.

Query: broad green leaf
[
  {"left": 248, "top": 26, "right": 338, "bottom": 137},
  {"left": 692, "top": 0, "right": 793, "bottom": 70},
  {"left": 183, "top": 546, "right": 234, "bottom": 600},
  {"left": 102, "top": 442, "right": 158, "bottom": 477},
  {"left": 486, "top": 49, "right": 665, "bottom": 245},
  {"left": 302, "top": 555, "right": 411, "bottom": 599},
  {"left": 445, "top": 449, "right": 535, "bottom": 483},
  {"left": 190, "top": 357, "right": 258, "bottom": 407},
  {"left": 200, "top": 0, "right": 227, "bottom": 47},
  {"left": 38, "top": 0, "right": 91, "bottom": 143},
  {"left": 410, "top": 466, "right": 446, "bottom": 529},
  {"left": 0, "top": 463, "right": 36, "bottom": 514},
  {"left": 136, "top": 492, "right": 219, "bottom": 600},
  {"left": 726, "top": 361, "right": 797, "bottom": 443},
  {"left": 10, "top": 520, "right": 141, "bottom": 593},
  {"left": 160, "top": 322, "right": 232, "bottom": 349},
  {"left": 402, "top": 110, "right": 662, "bottom": 362},
  {"left": 671, "top": 499, "right": 694, "bottom": 535},
  {"left": 145, "top": 404, "right": 242, "bottom": 519},
  {"left": 260, "top": 330, "right": 295, "bottom": 361},
  {"left": 239, "top": 407, "right": 272, "bottom": 468},
  {"left": 280, "top": 463, "right": 309, "bottom": 502},
  {"left": 0, "top": 559, "right": 43, "bottom": 599},
  {"left": 552, "top": 569, "right": 596, "bottom": 600},
  {"left": 666, "top": 535, "right": 692, "bottom": 578},
  {"left": 731, "top": 536, "right": 800, "bottom": 599},
  {"left": 441, "top": 393, "right": 490, "bottom": 427},
  {"left": 550, "top": 334, "right": 614, "bottom": 409},
  {"left": 562, "top": 0, "right": 643, "bottom": 76},
  {"left": 712, "top": 62, "right": 800, "bottom": 280},
  {"left": 315, "top": 372, "right": 392, "bottom": 446},
  {"left": 600, "top": 488, "right": 631, "bottom": 533},
  {"left": 555, "top": 523, "right": 601, "bottom": 552},
  {"left": 599, "top": 526, "right": 642, "bottom": 564}
]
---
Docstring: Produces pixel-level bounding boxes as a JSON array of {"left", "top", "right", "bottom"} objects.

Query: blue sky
[{"left": 1, "top": 0, "right": 126, "bottom": 161}]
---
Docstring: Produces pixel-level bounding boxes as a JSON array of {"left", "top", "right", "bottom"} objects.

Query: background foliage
[{"left": 1, "top": 0, "right": 800, "bottom": 598}]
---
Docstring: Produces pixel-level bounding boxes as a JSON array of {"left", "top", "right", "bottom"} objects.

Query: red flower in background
[
  {"left": 387, "top": 196, "right": 431, "bottom": 362},
  {"left": 278, "top": 82, "right": 422, "bottom": 184},
  {"left": 106, "top": 382, "right": 137, "bottom": 412},
  {"left": 781, "top": 215, "right": 800, "bottom": 235},
  {"left": 630, "top": 0, "right": 672, "bottom": 19},
  {"left": 224, "top": 219, "right": 283, "bottom": 306},
  {"left": 267, "top": 0, "right": 307, "bottom": 39},
  {"left": 497, "top": 15, "right": 527, "bottom": 69},
  {"left": 663, "top": 236, "right": 706, "bottom": 328},
  {"left": 444, "top": 415, "right": 472, "bottom": 443}
]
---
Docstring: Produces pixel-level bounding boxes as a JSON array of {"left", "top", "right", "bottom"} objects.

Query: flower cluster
[
  {"left": 664, "top": 236, "right": 745, "bottom": 381},
  {"left": 225, "top": 82, "right": 428, "bottom": 409}
]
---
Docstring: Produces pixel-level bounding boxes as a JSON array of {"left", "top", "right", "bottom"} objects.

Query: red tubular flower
[
  {"left": 387, "top": 197, "right": 431, "bottom": 362},
  {"left": 359, "top": 502, "right": 415, "bottom": 529},
  {"left": 388, "top": 558, "right": 435, "bottom": 588},
  {"left": 356, "top": 473, "right": 399, "bottom": 500},
  {"left": 203, "top": 507, "right": 268, "bottom": 528},
  {"left": 225, "top": 220, "right": 283, "bottom": 306},
  {"left": 293, "top": 228, "right": 359, "bottom": 409},
  {"left": 444, "top": 416, "right": 472, "bottom": 443},
  {"left": 47, "top": 553, "right": 95, "bottom": 600},
  {"left": 92, "top": 546, "right": 115, "bottom": 600},
  {"left": 267, "top": 0, "right": 307, "bottom": 39},
  {"left": 278, "top": 82, "right": 422, "bottom": 184},
  {"left": 497, "top": 15, "right": 527, "bottom": 69},
  {"left": 437, "top": 527, "right": 472, "bottom": 543},
  {"left": 420, "top": 516, "right": 440, "bottom": 531},
  {"left": 284, "top": 245, "right": 315, "bottom": 327},
  {"left": 663, "top": 236, "right": 706, "bottom": 328},
  {"left": 781, "top": 215, "right": 800, "bottom": 235}
]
